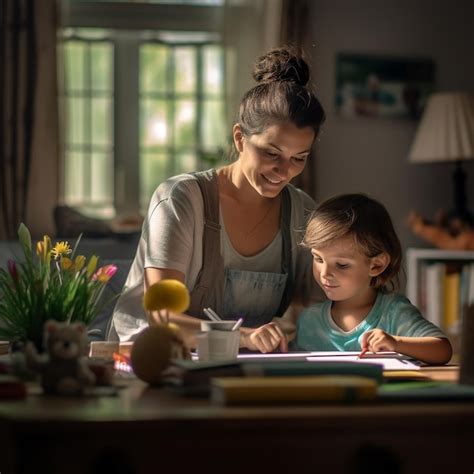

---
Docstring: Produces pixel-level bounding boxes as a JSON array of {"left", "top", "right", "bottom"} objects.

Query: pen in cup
[
  {"left": 203, "top": 307, "right": 222, "bottom": 322},
  {"left": 231, "top": 318, "right": 243, "bottom": 331}
]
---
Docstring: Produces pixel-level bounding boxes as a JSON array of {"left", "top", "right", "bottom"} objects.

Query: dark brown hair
[
  {"left": 238, "top": 46, "right": 325, "bottom": 138},
  {"left": 303, "top": 194, "right": 402, "bottom": 292}
]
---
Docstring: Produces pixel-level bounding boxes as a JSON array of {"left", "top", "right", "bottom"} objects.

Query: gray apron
[
  {"left": 187, "top": 169, "right": 293, "bottom": 325},
  {"left": 222, "top": 268, "right": 288, "bottom": 327}
]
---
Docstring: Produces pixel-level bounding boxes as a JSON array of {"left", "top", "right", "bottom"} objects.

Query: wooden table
[{"left": 0, "top": 366, "right": 472, "bottom": 474}]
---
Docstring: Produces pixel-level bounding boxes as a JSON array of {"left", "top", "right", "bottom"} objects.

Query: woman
[{"left": 108, "top": 46, "right": 326, "bottom": 352}]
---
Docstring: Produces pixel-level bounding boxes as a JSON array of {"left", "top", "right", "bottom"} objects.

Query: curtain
[{"left": 0, "top": 0, "right": 59, "bottom": 240}]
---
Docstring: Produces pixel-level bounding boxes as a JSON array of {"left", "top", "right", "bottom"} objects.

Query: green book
[{"left": 379, "top": 381, "right": 474, "bottom": 401}]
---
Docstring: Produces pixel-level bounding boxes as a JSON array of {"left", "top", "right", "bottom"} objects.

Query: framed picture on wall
[{"left": 335, "top": 53, "right": 435, "bottom": 120}]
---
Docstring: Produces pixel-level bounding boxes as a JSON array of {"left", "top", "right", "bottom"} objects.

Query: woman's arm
[{"left": 145, "top": 267, "right": 288, "bottom": 353}]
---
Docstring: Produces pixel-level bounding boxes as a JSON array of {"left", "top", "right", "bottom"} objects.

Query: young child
[{"left": 293, "top": 193, "right": 452, "bottom": 365}]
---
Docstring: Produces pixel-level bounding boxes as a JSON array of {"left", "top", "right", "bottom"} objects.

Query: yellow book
[
  {"left": 383, "top": 371, "right": 430, "bottom": 381},
  {"left": 210, "top": 375, "right": 377, "bottom": 405},
  {"left": 444, "top": 272, "right": 460, "bottom": 333}
]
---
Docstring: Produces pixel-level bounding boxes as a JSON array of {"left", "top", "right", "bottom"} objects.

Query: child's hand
[
  {"left": 241, "top": 323, "right": 288, "bottom": 353},
  {"left": 360, "top": 329, "right": 397, "bottom": 353}
]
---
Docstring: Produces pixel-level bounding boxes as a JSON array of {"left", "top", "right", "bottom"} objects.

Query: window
[
  {"left": 139, "top": 42, "right": 226, "bottom": 209},
  {"left": 62, "top": 29, "right": 114, "bottom": 216},
  {"left": 60, "top": 1, "right": 226, "bottom": 218}
]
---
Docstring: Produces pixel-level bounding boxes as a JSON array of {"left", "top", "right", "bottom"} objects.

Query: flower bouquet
[{"left": 0, "top": 223, "right": 117, "bottom": 350}]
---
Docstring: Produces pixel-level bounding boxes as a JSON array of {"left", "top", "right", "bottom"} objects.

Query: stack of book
[
  {"left": 162, "top": 359, "right": 384, "bottom": 399},
  {"left": 418, "top": 261, "right": 474, "bottom": 335}
]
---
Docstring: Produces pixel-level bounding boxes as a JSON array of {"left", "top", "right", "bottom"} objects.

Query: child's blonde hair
[{"left": 303, "top": 193, "right": 402, "bottom": 292}]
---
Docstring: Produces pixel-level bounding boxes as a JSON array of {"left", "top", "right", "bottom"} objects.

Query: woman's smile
[{"left": 262, "top": 174, "right": 284, "bottom": 186}]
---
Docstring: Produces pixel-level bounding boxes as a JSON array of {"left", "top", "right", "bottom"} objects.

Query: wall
[{"left": 306, "top": 0, "right": 474, "bottom": 260}]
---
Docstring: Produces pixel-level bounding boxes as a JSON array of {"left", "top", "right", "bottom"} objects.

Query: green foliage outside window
[{"left": 62, "top": 28, "right": 226, "bottom": 216}]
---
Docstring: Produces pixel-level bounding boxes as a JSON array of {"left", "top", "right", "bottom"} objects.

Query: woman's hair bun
[{"left": 252, "top": 46, "right": 310, "bottom": 87}]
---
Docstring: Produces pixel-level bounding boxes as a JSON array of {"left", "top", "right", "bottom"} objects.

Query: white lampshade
[{"left": 408, "top": 92, "right": 474, "bottom": 163}]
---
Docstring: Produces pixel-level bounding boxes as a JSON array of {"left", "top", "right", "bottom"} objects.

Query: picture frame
[{"left": 335, "top": 53, "right": 435, "bottom": 120}]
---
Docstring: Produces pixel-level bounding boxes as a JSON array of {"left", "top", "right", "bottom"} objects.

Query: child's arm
[
  {"left": 392, "top": 336, "right": 452, "bottom": 364},
  {"left": 360, "top": 329, "right": 452, "bottom": 364}
]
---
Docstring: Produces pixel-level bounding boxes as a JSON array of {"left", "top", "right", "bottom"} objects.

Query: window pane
[
  {"left": 91, "top": 97, "right": 112, "bottom": 146},
  {"left": 64, "top": 41, "right": 85, "bottom": 91},
  {"left": 68, "top": 28, "right": 110, "bottom": 41},
  {"left": 91, "top": 42, "right": 113, "bottom": 91},
  {"left": 144, "top": 1, "right": 223, "bottom": 4},
  {"left": 64, "top": 151, "right": 86, "bottom": 204},
  {"left": 67, "top": 97, "right": 85, "bottom": 145},
  {"left": 140, "top": 44, "right": 169, "bottom": 93},
  {"left": 203, "top": 45, "right": 223, "bottom": 95},
  {"left": 175, "top": 100, "right": 196, "bottom": 146},
  {"left": 91, "top": 152, "right": 113, "bottom": 204},
  {"left": 174, "top": 47, "right": 196, "bottom": 93},
  {"left": 62, "top": 31, "right": 114, "bottom": 211},
  {"left": 141, "top": 99, "right": 170, "bottom": 147},
  {"left": 140, "top": 152, "right": 168, "bottom": 207},
  {"left": 175, "top": 152, "right": 197, "bottom": 175},
  {"left": 201, "top": 100, "right": 225, "bottom": 148}
]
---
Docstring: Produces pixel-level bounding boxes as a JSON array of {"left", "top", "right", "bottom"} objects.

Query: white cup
[
  {"left": 196, "top": 327, "right": 240, "bottom": 361},
  {"left": 200, "top": 320, "right": 236, "bottom": 332}
]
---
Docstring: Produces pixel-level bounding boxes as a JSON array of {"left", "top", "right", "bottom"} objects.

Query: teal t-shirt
[{"left": 292, "top": 292, "right": 447, "bottom": 351}]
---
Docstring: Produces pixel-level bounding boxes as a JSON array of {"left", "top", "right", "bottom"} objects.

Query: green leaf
[{"left": 18, "top": 223, "right": 32, "bottom": 253}]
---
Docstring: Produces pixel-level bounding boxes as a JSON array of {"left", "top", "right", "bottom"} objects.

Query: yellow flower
[
  {"left": 86, "top": 255, "right": 98, "bottom": 277},
  {"left": 74, "top": 255, "right": 86, "bottom": 271},
  {"left": 61, "top": 257, "right": 73, "bottom": 270},
  {"left": 143, "top": 279, "right": 190, "bottom": 313},
  {"left": 36, "top": 235, "right": 52, "bottom": 263},
  {"left": 51, "top": 241, "right": 72, "bottom": 260},
  {"left": 36, "top": 241, "right": 44, "bottom": 258},
  {"left": 43, "top": 235, "right": 51, "bottom": 257}
]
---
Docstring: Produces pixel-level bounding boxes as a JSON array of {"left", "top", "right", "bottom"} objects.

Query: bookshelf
[{"left": 406, "top": 248, "right": 474, "bottom": 351}]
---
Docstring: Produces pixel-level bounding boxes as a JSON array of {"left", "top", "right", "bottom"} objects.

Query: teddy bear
[
  {"left": 408, "top": 209, "right": 474, "bottom": 250},
  {"left": 25, "top": 320, "right": 96, "bottom": 395}
]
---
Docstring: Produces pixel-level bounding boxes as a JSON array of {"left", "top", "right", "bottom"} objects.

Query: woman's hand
[
  {"left": 360, "top": 329, "right": 397, "bottom": 353},
  {"left": 241, "top": 322, "right": 288, "bottom": 353}
]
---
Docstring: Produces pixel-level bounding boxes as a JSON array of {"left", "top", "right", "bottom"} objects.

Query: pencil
[{"left": 357, "top": 348, "right": 368, "bottom": 359}]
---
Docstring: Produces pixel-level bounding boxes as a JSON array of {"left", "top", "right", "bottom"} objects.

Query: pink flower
[
  {"left": 92, "top": 264, "right": 117, "bottom": 283},
  {"left": 7, "top": 260, "right": 19, "bottom": 283}
]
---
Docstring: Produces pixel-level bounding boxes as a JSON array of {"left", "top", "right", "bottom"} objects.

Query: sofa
[{"left": 0, "top": 234, "right": 139, "bottom": 341}]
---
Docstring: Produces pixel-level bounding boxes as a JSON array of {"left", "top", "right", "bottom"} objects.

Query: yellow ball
[
  {"left": 143, "top": 279, "right": 190, "bottom": 313},
  {"left": 130, "top": 325, "right": 174, "bottom": 385}
]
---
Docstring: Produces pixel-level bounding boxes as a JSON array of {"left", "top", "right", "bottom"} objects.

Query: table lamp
[{"left": 408, "top": 92, "right": 474, "bottom": 226}]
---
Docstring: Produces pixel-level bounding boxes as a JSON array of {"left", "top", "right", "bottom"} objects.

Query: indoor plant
[{"left": 0, "top": 223, "right": 117, "bottom": 350}]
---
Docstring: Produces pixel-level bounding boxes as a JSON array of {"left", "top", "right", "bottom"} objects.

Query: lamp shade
[{"left": 408, "top": 92, "right": 474, "bottom": 163}]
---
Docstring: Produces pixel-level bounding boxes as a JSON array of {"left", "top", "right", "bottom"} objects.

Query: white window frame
[{"left": 60, "top": 1, "right": 224, "bottom": 217}]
